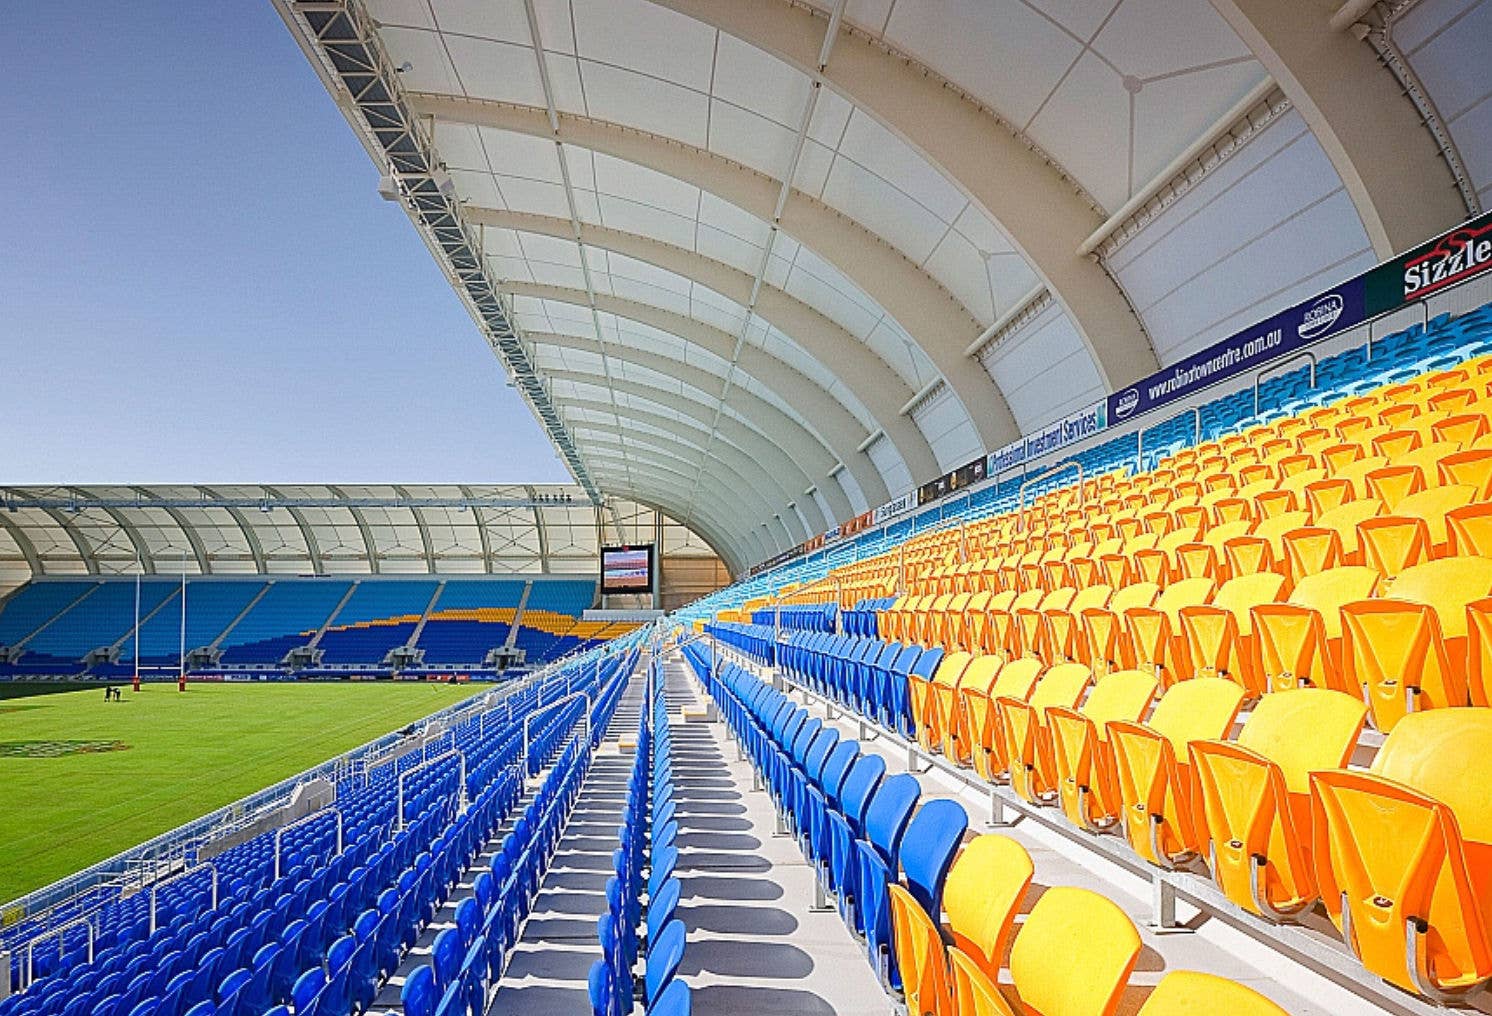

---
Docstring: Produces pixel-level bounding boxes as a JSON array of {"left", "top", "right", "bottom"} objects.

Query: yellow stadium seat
[
  {"left": 1357, "top": 514, "right": 1431, "bottom": 581},
  {"left": 1251, "top": 563, "right": 1380, "bottom": 694},
  {"left": 1080, "top": 581, "right": 1159, "bottom": 676},
  {"left": 1397, "top": 483, "right": 1480, "bottom": 554},
  {"left": 1311, "top": 710, "right": 1492, "bottom": 1002},
  {"left": 1007, "top": 887, "right": 1141, "bottom": 1016},
  {"left": 1000, "top": 662, "right": 1092, "bottom": 804},
  {"left": 1469, "top": 598, "right": 1492, "bottom": 707},
  {"left": 1302, "top": 475, "right": 1355, "bottom": 516},
  {"left": 1135, "top": 971, "right": 1290, "bottom": 1016},
  {"left": 888, "top": 883, "right": 954, "bottom": 1016},
  {"left": 1177, "top": 572, "right": 1285, "bottom": 696},
  {"left": 1123, "top": 576, "right": 1215, "bottom": 686},
  {"left": 1189, "top": 688, "right": 1367, "bottom": 919},
  {"left": 1279, "top": 525, "right": 1344, "bottom": 581},
  {"left": 1313, "top": 498, "right": 1384, "bottom": 565},
  {"left": 1048, "top": 669, "right": 1159, "bottom": 831},
  {"left": 948, "top": 947, "right": 1014, "bottom": 1016},
  {"left": 935, "top": 654, "right": 1001, "bottom": 765},
  {"left": 1109, "top": 678, "right": 1245, "bottom": 869},
  {"left": 1439, "top": 448, "right": 1492, "bottom": 498},
  {"left": 1043, "top": 584, "right": 1112, "bottom": 665},
  {"left": 1340, "top": 599, "right": 1464, "bottom": 733},
  {"left": 913, "top": 651, "right": 971, "bottom": 752},
  {"left": 942, "top": 835, "right": 1033, "bottom": 978},
  {"left": 966, "top": 658, "right": 1043, "bottom": 783}
]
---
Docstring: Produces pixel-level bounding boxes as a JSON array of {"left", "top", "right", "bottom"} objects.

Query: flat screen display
[{"left": 601, "top": 544, "right": 654, "bottom": 594}]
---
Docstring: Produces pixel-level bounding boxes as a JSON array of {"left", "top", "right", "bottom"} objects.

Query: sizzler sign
[{"left": 1403, "top": 221, "right": 1492, "bottom": 300}]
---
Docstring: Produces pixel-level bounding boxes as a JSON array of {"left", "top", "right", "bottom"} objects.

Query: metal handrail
[
  {"left": 1254, "top": 350, "right": 1317, "bottom": 416},
  {"left": 521, "top": 692, "right": 591, "bottom": 776},
  {"left": 397, "top": 749, "right": 465, "bottom": 829},
  {"left": 149, "top": 863, "right": 217, "bottom": 934},
  {"left": 22, "top": 916, "right": 94, "bottom": 991},
  {"left": 274, "top": 806, "right": 343, "bottom": 879},
  {"left": 1016, "top": 459, "right": 1083, "bottom": 532}
]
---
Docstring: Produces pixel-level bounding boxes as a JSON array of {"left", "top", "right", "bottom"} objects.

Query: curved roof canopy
[
  {"left": 0, "top": 484, "right": 728, "bottom": 585},
  {"left": 275, "top": 0, "right": 1468, "bottom": 568}
]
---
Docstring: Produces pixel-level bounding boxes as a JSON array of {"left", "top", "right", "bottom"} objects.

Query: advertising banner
[
  {"left": 1366, "top": 210, "right": 1492, "bottom": 315},
  {"left": 873, "top": 492, "right": 915, "bottom": 525},
  {"left": 1106, "top": 277, "right": 1367, "bottom": 424},
  {"left": 988, "top": 399, "right": 1108, "bottom": 475}
]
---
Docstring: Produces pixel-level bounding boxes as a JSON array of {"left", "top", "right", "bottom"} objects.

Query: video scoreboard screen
[{"left": 600, "top": 544, "right": 654, "bottom": 594}]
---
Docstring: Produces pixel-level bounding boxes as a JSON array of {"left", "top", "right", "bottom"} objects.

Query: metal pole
[
  {"left": 178, "top": 558, "right": 187, "bottom": 690},
  {"left": 133, "top": 564, "right": 141, "bottom": 692}
]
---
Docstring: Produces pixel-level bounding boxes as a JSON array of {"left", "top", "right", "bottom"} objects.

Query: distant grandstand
[{"left": 0, "top": 575, "right": 640, "bottom": 680}]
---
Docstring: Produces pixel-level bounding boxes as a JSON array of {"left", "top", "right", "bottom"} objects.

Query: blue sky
[{"left": 0, "top": 3, "right": 570, "bottom": 484}]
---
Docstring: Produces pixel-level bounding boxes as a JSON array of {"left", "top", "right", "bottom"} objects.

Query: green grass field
[{"left": 0, "top": 681, "right": 480, "bottom": 903}]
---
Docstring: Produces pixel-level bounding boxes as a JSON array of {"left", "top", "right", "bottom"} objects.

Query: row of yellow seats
[
  {"left": 908, "top": 462, "right": 1492, "bottom": 600},
  {"left": 897, "top": 647, "right": 1492, "bottom": 1002},
  {"left": 893, "top": 556, "right": 1492, "bottom": 732},
  {"left": 889, "top": 833, "right": 1289, "bottom": 1016}
]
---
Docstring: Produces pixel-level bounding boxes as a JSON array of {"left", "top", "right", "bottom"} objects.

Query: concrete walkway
[
  {"left": 485, "top": 652, "right": 887, "bottom": 1016},
  {"left": 485, "top": 672, "right": 646, "bottom": 1015}
]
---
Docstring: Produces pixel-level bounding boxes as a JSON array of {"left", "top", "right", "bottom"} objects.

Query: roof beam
[
  {"left": 0, "top": 512, "right": 42, "bottom": 576},
  {"left": 574, "top": 428, "right": 807, "bottom": 542},
  {"left": 588, "top": 458, "right": 766, "bottom": 548},
  {"left": 640, "top": 0, "right": 1159, "bottom": 391},
  {"left": 407, "top": 92, "right": 1019, "bottom": 446},
  {"left": 519, "top": 294, "right": 894, "bottom": 502},
  {"left": 275, "top": 0, "right": 602, "bottom": 500},
  {"left": 593, "top": 467, "right": 766, "bottom": 560},
  {"left": 539, "top": 347, "right": 874, "bottom": 501},
  {"left": 584, "top": 443, "right": 777, "bottom": 528},
  {"left": 132, "top": 490, "right": 212, "bottom": 575},
  {"left": 549, "top": 382, "right": 843, "bottom": 524},
  {"left": 471, "top": 207, "right": 935, "bottom": 465},
  {"left": 392, "top": 486, "right": 437, "bottom": 574},
  {"left": 1209, "top": 0, "right": 1467, "bottom": 256},
  {"left": 327, "top": 486, "right": 380, "bottom": 574},
  {"left": 456, "top": 484, "right": 495, "bottom": 574},
  {"left": 198, "top": 488, "right": 267, "bottom": 573},
  {"left": 565, "top": 413, "right": 817, "bottom": 533}
]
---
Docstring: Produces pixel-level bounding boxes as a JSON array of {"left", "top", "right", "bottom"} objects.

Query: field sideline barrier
[{"left": 706, "top": 637, "right": 1448, "bottom": 1016}]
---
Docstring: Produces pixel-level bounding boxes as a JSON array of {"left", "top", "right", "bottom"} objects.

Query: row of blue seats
[
  {"left": 841, "top": 598, "right": 893, "bottom": 637},
  {"left": 682, "top": 643, "right": 969, "bottom": 1001},
  {"left": 2, "top": 650, "right": 635, "bottom": 1016},
  {"left": 589, "top": 661, "right": 691, "bottom": 1016},
  {"left": 748, "top": 603, "right": 836, "bottom": 633},
  {"left": 705, "top": 621, "right": 943, "bottom": 741}
]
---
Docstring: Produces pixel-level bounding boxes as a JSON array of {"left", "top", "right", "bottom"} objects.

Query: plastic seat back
[
  {"left": 862, "top": 773, "right": 922, "bottom": 871},
  {"left": 899, "top": 799, "right": 970, "bottom": 918},
  {"left": 1109, "top": 678, "right": 1244, "bottom": 867},
  {"left": 948, "top": 947, "right": 1015, "bottom": 1016},
  {"left": 1009, "top": 887, "right": 1140, "bottom": 1016},
  {"left": 1311, "top": 709, "right": 1492, "bottom": 1000},
  {"left": 1048, "top": 669, "right": 1157, "bottom": 831},
  {"left": 887, "top": 884, "right": 954, "bottom": 1016},
  {"left": 941, "top": 835, "right": 1033, "bottom": 976},
  {"left": 1340, "top": 599, "right": 1461, "bottom": 732},
  {"left": 1190, "top": 689, "right": 1366, "bottom": 918}
]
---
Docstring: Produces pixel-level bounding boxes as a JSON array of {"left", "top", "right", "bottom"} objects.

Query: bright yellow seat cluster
[{"left": 888, "top": 833, "right": 1289, "bottom": 1016}]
